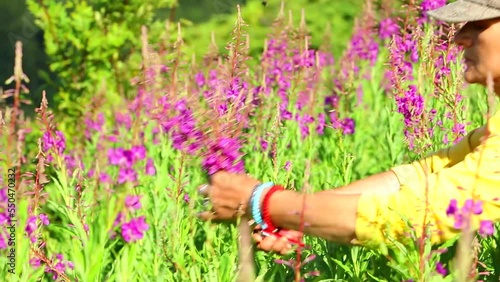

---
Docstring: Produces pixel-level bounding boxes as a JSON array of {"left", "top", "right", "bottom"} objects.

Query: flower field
[{"left": 1, "top": 0, "right": 499, "bottom": 281}]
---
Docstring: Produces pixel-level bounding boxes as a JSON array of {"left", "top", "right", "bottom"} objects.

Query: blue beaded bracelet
[{"left": 250, "top": 182, "right": 274, "bottom": 229}]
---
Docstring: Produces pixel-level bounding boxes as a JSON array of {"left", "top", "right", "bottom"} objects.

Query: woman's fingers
[
  {"left": 273, "top": 236, "right": 293, "bottom": 255},
  {"left": 251, "top": 232, "right": 263, "bottom": 244},
  {"left": 257, "top": 233, "right": 278, "bottom": 251},
  {"left": 252, "top": 233, "right": 293, "bottom": 254},
  {"left": 279, "top": 229, "right": 303, "bottom": 241}
]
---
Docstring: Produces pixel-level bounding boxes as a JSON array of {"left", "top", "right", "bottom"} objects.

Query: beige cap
[{"left": 427, "top": 0, "right": 500, "bottom": 23}]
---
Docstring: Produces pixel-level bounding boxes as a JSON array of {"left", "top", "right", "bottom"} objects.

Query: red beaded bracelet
[{"left": 262, "top": 185, "right": 284, "bottom": 233}]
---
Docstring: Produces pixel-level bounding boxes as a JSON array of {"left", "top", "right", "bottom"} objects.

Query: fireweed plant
[{"left": 1, "top": 0, "right": 499, "bottom": 281}]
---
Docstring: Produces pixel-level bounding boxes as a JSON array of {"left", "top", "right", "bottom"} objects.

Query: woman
[{"left": 198, "top": 1, "right": 500, "bottom": 254}]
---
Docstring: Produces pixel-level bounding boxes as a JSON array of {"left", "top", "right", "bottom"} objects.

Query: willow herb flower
[
  {"left": 145, "top": 158, "right": 156, "bottom": 176},
  {"left": 41, "top": 130, "right": 66, "bottom": 162},
  {"left": 379, "top": 18, "right": 399, "bottom": 40},
  {"left": 39, "top": 214, "right": 50, "bottom": 226},
  {"left": 202, "top": 137, "right": 245, "bottom": 175},
  {"left": 0, "top": 234, "right": 6, "bottom": 249},
  {"left": 84, "top": 112, "right": 105, "bottom": 139},
  {"left": 29, "top": 257, "right": 41, "bottom": 268},
  {"left": 446, "top": 199, "right": 495, "bottom": 237},
  {"left": 45, "top": 254, "right": 74, "bottom": 280},
  {"left": 121, "top": 216, "right": 149, "bottom": 243},
  {"left": 165, "top": 99, "right": 204, "bottom": 154},
  {"left": 25, "top": 216, "right": 37, "bottom": 243},
  {"left": 125, "top": 195, "right": 142, "bottom": 210},
  {"left": 436, "top": 262, "right": 447, "bottom": 276},
  {"left": 118, "top": 167, "right": 138, "bottom": 184},
  {"left": 418, "top": 0, "right": 447, "bottom": 24},
  {"left": 479, "top": 220, "right": 495, "bottom": 237}
]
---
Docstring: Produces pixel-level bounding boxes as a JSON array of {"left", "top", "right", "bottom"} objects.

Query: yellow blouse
[{"left": 354, "top": 110, "right": 500, "bottom": 249}]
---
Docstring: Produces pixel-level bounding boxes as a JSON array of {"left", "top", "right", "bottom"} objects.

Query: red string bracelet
[
  {"left": 261, "top": 185, "right": 305, "bottom": 247},
  {"left": 262, "top": 185, "right": 284, "bottom": 233}
]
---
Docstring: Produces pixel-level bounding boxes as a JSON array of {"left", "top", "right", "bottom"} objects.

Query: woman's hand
[
  {"left": 198, "top": 171, "right": 259, "bottom": 222},
  {"left": 252, "top": 225, "right": 303, "bottom": 255},
  {"left": 197, "top": 171, "right": 305, "bottom": 253}
]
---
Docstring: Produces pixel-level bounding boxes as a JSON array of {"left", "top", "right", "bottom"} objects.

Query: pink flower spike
[
  {"left": 446, "top": 199, "right": 458, "bottom": 216},
  {"left": 39, "top": 214, "right": 50, "bottom": 225},
  {"left": 125, "top": 195, "right": 142, "bottom": 210},
  {"left": 436, "top": 262, "right": 447, "bottom": 276},
  {"left": 145, "top": 158, "right": 156, "bottom": 176},
  {"left": 29, "top": 257, "right": 41, "bottom": 268},
  {"left": 453, "top": 213, "right": 465, "bottom": 230},
  {"left": 462, "top": 199, "right": 473, "bottom": 213},
  {"left": 471, "top": 200, "right": 483, "bottom": 215},
  {"left": 302, "top": 254, "right": 317, "bottom": 265},
  {"left": 275, "top": 259, "right": 295, "bottom": 269},
  {"left": 479, "top": 220, "right": 495, "bottom": 237}
]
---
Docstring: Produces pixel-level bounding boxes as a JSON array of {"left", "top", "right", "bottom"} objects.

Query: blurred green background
[{"left": 0, "top": 0, "right": 364, "bottom": 114}]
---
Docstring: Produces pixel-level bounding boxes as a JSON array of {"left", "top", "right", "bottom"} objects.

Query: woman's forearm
[
  {"left": 330, "top": 170, "right": 401, "bottom": 194},
  {"left": 263, "top": 189, "right": 360, "bottom": 244},
  {"left": 259, "top": 171, "right": 400, "bottom": 243}
]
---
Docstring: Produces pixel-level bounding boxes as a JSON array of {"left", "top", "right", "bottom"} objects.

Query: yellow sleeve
[
  {"left": 391, "top": 125, "right": 486, "bottom": 184},
  {"left": 354, "top": 113, "right": 500, "bottom": 250}
]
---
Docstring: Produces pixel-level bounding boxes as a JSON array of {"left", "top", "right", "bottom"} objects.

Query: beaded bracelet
[{"left": 249, "top": 182, "right": 274, "bottom": 229}]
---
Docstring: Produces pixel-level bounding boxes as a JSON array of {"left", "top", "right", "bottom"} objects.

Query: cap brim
[{"left": 427, "top": 1, "right": 500, "bottom": 23}]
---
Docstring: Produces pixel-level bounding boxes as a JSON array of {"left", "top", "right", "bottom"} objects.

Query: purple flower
[
  {"left": 84, "top": 112, "right": 105, "bottom": 138},
  {"left": 284, "top": 161, "right": 291, "bottom": 171},
  {"left": 45, "top": 254, "right": 73, "bottom": 280},
  {"left": 436, "top": 262, "right": 447, "bottom": 276},
  {"left": 0, "top": 213, "right": 8, "bottom": 225},
  {"left": 130, "top": 145, "right": 146, "bottom": 161},
  {"left": 452, "top": 123, "right": 466, "bottom": 139},
  {"left": 183, "top": 193, "right": 190, "bottom": 203},
  {"left": 41, "top": 131, "right": 66, "bottom": 158},
  {"left": 379, "top": 18, "right": 399, "bottom": 40},
  {"left": 125, "top": 195, "right": 142, "bottom": 210},
  {"left": 108, "top": 148, "right": 134, "bottom": 167},
  {"left": 463, "top": 199, "right": 483, "bottom": 215},
  {"left": 29, "top": 257, "right": 41, "bottom": 268},
  {"left": 165, "top": 99, "right": 204, "bottom": 154},
  {"left": 113, "top": 212, "right": 124, "bottom": 227},
  {"left": 118, "top": 167, "right": 138, "bottom": 184},
  {"left": 202, "top": 137, "right": 245, "bottom": 175},
  {"left": 453, "top": 213, "right": 465, "bottom": 229},
  {"left": 121, "top": 216, "right": 149, "bottom": 243},
  {"left": 115, "top": 112, "right": 132, "bottom": 129},
  {"left": 99, "top": 172, "right": 112, "bottom": 184},
  {"left": 420, "top": 0, "right": 447, "bottom": 12},
  {"left": 0, "top": 188, "right": 7, "bottom": 203},
  {"left": 145, "top": 158, "right": 156, "bottom": 176},
  {"left": 25, "top": 216, "right": 37, "bottom": 235},
  {"left": 260, "top": 138, "right": 268, "bottom": 151},
  {"left": 39, "top": 214, "right": 50, "bottom": 225},
  {"left": 0, "top": 234, "right": 6, "bottom": 249},
  {"left": 446, "top": 199, "right": 458, "bottom": 216},
  {"left": 479, "top": 220, "right": 495, "bottom": 237},
  {"left": 195, "top": 72, "right": 206, "bottom": 87},
  {"left": 316, "top": 113, "right": 326, "bottom": 135},
  {"left": 341, "top": 118, "right": 355, "bottom": 135}
]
